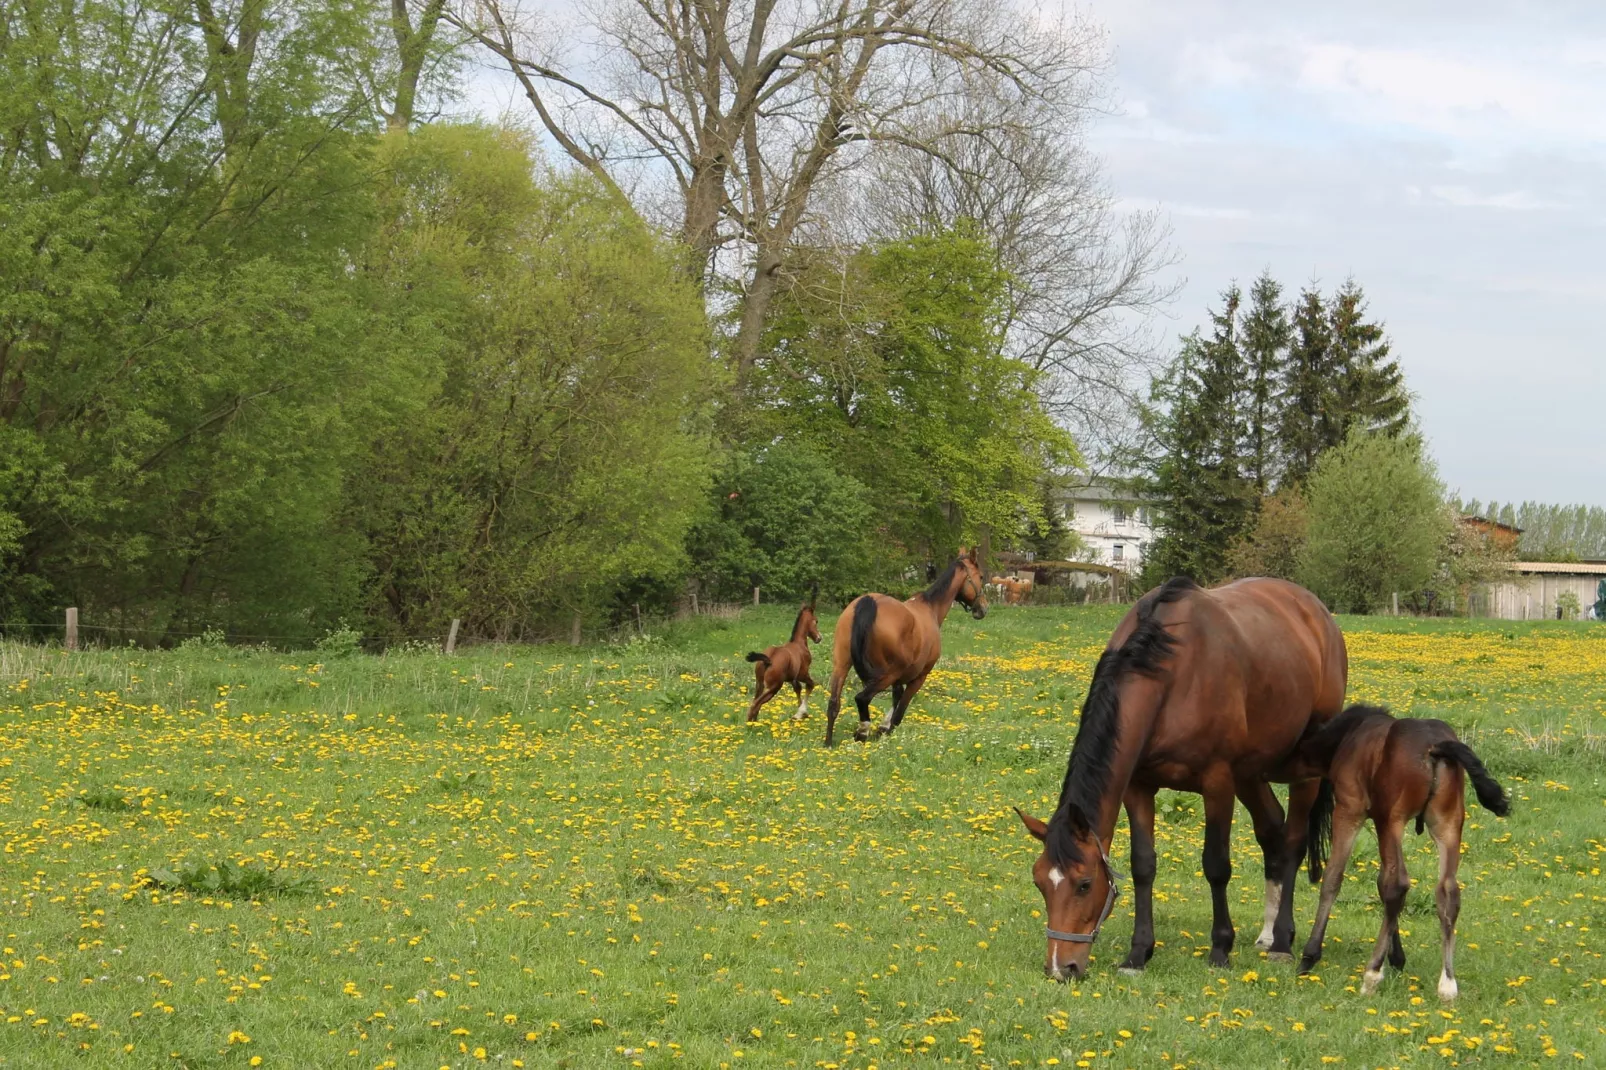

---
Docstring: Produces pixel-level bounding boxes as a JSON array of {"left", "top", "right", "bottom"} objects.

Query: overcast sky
[{"left": 1078, "top": 0, "right": 1605, "bottom": 505}]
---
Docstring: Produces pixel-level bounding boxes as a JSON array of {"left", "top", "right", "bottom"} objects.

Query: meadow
[{"left": 1, "top": 606, "right": 1603, "bottom": 1070}]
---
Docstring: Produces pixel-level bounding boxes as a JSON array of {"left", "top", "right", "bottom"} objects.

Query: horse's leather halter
[{"left": 1045, "top": 847, "right": 1123, "bottom": 945}]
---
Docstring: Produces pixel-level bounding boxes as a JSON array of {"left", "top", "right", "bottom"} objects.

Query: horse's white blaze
[
  {"left": 1361, "top": 968, "right": 1384, "bottom": 995},
  {"left": 1438, "top": 971, "right": 1458, "bottom": 1001},
  {"left": 1048, "top": 867, "right": 1065, "bottom": 888},
  {"left": 1254, "top": 879, "right": 1279, "bottom": 948}
]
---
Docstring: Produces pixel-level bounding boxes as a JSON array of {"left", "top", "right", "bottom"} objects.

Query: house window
[
  {"left": 1063, "top": 503, "right": 1076, "bottom": 520},
  {"left": 1112, "top": 544, "right": 1125, "bottom": 562},
  {"left": 1112, "top": 504, "right": 1128, "bottom": 524},
  {"left": 1138, "top": 507, "right": 1149, "bottom": 526}
]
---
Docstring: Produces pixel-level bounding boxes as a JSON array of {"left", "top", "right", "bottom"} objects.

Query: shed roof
[{"left": 1508, "top": 561, "right": 1606, "bottom": 575}]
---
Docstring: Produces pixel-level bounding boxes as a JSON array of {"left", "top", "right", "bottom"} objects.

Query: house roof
[
  {"left": 1058, "top": 479, "right": 1154, "bottom": 503},
  {"left": 1460, "top": 514, "right": 1524, "bottom": 535},
  {"left": 1508, "top": 561, "right": 1606, "bottom": 575}
]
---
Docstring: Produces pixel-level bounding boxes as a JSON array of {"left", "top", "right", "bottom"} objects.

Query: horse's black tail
[
  {"left": 1306, "top": 777, "right": 1335, "bottom": 884},
  {"left": 1430, "top": 739, "right": 1510, "bottom": 817},
  {"left": 849, "top": 596, "right": 878, "bottom": 685},
  {"left": 745, "top": 651, "right": 771, "bottom": 666}
]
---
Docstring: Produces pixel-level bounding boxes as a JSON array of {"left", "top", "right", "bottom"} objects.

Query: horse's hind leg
[
  {"left": 1429, "top": 776, "right": 1466, "bottom": 1000},
  {"left": 1236, "top": 779, "right": 1287, "bottom": 955},
  {"left": 1274, "top": 778, "right": 1322, "bottom": 958},
  {"left": 1361, "top": 817, "right": 1411, "bottom": 995},
  {"left": 1119, "top": 785, "right": 1158, "bottom": 973},
  {"left": 1298, "top": 803, "right": 1365, "bottom": 975},
  {"left": 1201, "top": 775, "right": 1238, "bottom": 968},
  {"left": 876, "top": 683, "right": 905, "bottom": 736},
  {"left": 852, "top": 682, "right": 884, "bottom": 742},
  {"left": 824, "top": 667, "right": 850, "bottom": 746},
  {"left": 793, "top": 673, "right": 816, "bottom": 721}
]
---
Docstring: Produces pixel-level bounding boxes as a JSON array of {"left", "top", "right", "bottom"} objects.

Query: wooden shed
[{"left": 1472, "top": 561, "right": 1606, "bottom": 620}]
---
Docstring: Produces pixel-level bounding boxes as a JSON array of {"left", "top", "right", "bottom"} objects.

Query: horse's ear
[
  {"left": 926, "top": 562, "right": 937, "bottom": 581},
  {"left": 1015, "top": 807, "right": 1049, "bottom": 842},
  {"left": 966, "top": 546, "right": 979, "bottom": 564}
]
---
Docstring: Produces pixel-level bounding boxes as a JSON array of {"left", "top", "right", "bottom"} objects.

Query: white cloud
[{"left": 1422, "top": 185, "right": 1567, "bottom": 211}]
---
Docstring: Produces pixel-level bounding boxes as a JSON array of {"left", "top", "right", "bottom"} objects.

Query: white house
[{"left": 1056, "top": 480, "right": 1157, "bottom": 573}]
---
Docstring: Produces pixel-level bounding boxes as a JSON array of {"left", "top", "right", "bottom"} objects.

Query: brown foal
[
  {"left": 744, "top": 588, "right": 822, "bottom": 723},
  {"left": 1297, "top": 704, "right": 1509, "bottom": 999}
]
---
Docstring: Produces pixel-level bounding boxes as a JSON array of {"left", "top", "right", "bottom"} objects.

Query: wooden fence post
[
  {"left": 65, "top": 607, "right": 78, "bottom": 652},
  {"left": 690, "top": 592, "right": 698, "bottom": 615},
  {"left": 444, "top": 618, "right": 460, "bottom": 654},
  {"left": 753, "top": 586, "right": 760, "bottom": 606},
  {"left": 1392, "top": 592, "right": 1399, "bottom": 617},
  {"left": 634, "top": 603, "right": 643, "bottom": 633},
  {"left": 570, "top": 612, "right": 582, "bottom": 647}
]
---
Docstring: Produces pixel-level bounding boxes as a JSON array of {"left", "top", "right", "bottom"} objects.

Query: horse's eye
[{"left": 1077, "top": 879, "right": 1093, "bottom": 895}]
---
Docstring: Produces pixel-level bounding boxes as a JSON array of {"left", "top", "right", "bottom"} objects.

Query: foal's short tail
[
  {"left": 1430, "top": 739, "right": 1510, "bottom": 817},
  {"left": 745, "top": 651, "right": 771, "bottom": 666},
  {"left": 1305, "top": 777, "right": 1336, "bottom": 884}
]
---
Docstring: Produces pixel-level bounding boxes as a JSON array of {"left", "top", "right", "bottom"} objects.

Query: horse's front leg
[
  {"left": 1119, "top": 785, "right": 1158, "bottom": 973},
  {"left": 1273, "top": 778, "right": 1322, "bottom": 958},
  {"left": 1202, "top": 773, "right": 1238, "bottom": 968}
]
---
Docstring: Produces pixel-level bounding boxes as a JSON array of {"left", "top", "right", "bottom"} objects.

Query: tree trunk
[{"left": 733, "top": 249, "right": 783, "bottom": 388}]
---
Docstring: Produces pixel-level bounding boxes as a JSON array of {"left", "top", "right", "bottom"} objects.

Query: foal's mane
[
  {"left": 919, "top": 558, "right": 962, "bottom": 603},
  {"left": 789, "top": 604, "right": 811, "bottom": 643},
  {"left": 1047, "top": 576, "right": 1198, "bottom": 866}
]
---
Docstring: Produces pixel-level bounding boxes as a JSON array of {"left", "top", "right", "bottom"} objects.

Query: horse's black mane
[
  {"left": 919, "top": 558, "right": 962, "bottom": 603},
  {"left": 1046, "top": 576, "right": 1199, "bottom": 865},
  {"left": 789, "top": 605, "right": 810, "bottom": 642}
]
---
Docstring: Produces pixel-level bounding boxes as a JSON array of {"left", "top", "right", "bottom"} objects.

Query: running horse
[
  {"left": 744, "top": 586, "right": 822, "bottom": 722},
  {"left": 1015, "top": 577, "right": 1348, "bottom": 980},
  {"left": 823, "top": 549, "right": 987, "bottom": 746}
]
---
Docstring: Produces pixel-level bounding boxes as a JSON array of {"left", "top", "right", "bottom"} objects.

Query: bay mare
[
  {"left": 744, "top": 587, "right": 822, "bottom": 722},
  {"left": 823, "top": 550, "right": 987, "bottom": 746},
  {"left": 1016, "top": 577, "right": 1348, "bottom": 980}
]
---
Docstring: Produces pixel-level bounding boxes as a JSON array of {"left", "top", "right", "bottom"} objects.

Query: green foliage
[
  {"left": 687, "top": 441, "right": 875, "bottom": 603},
  {"left": 142, "top": 859, "right": 319, "bottom": 900},
  {"left": 753, "top": 228, "right": 1077, "bottom": 564},
  {"left": 339, "top": 125, "right": 715, "bottom": 641},
  {"left": 1226, "top": 488, "right": 1310, "bottom": 581},
  {"left": 1141, "top": 287, "right": 1256, "bottom": 584},
  {"left": 1299, "top": 431, "right": 1450, "bottom": 612},
  {"left": 1239, "top": 272, "right": 1291, "bottom": 493},
  {"left": 315, "top": 621, "right": 365, "bottom": 659}
]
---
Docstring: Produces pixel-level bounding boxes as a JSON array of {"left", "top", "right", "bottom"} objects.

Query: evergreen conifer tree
[
  {"left": 1142, "top": 286, "right": 1254, "bottom": 583},
  {"left": 1239, "top": 271, "right": 1291, "bottom": 493},
  {"left": 1275, "top": 286, "right": 1336, "bottom": 486},
  {"left": 1328, "top": 279, "right": 1410, "bottom": 439}
]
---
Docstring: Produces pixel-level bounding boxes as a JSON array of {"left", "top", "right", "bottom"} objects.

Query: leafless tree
[{"left": 452, "top": 0, "right": 1103, "bottom": 386}]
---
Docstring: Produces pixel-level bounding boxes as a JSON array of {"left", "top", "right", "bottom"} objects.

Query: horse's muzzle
[
  {"left": 971, "top": 604, "right": 988, "bottom": 620},
  {"left": 1046, "top": 960, "right": 1082, "bottom": 983}
]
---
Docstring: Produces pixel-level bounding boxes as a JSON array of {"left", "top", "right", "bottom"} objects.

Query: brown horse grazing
[
  {"left": 744, "top": 587, "right": 822, "bottom": 722},
  {"left": 823, "top": 550, "right": 987, "bottom": 746},
  {"left": 1296, "top": 704, "right": 1509, "bottom": 999},
  {"left": 1015, "top": 576, "right": 1348, "bottom": 981}
]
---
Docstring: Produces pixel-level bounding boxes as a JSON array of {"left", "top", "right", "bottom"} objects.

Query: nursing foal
[{"left": 1298, "top": 704, "right": 1509, "bottom": 999}]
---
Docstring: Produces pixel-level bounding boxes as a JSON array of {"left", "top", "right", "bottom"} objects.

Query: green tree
[
  {"left": 347, "top": 125, "right": 714, "bottom": 640},
  {"left": 0, "top": 0, "right": 406, "bottom": 640},
  {"left": 1299, "top": 431, "right": 1449, "bottom": 613},
  {"left": 1328, "top": 279, "right": 1410, "bottom": 439},
  {"left": 1226, "top": 488, "right": 1309, "bottom": 581},
  {"left": 1141, "top": 286, "right": 1255, "bottom": 584},
  {"left": 687, "top": 442, "right": 876, "bottom": 603},
  {"left": 1239, "top": 271, "right": 1291, "bottom": 493},
  {"left": 1276, "top": 286, "right": 1339, "bottom": 486},
  {"left": 752, "top": 227, "right": 1077, "bottom": 564}
]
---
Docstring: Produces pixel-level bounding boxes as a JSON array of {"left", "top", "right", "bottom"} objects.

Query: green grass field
[{"left": 2, "top": 606, "right": 1603, "bottom": 1069}]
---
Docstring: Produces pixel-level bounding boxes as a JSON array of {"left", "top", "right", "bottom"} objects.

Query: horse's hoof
[
  {"left": 1265, "top": 951, "right": 1293, "bottom": 964},
  {"left": 1360, "top": 968, "right": 1383, "bottom": 996},
  {"left": 1296, "top": 957, "right": 1316, "bottom": 976},
  {"left": 1209, "top": 951, "right": 1231, "bottom": 969}
]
